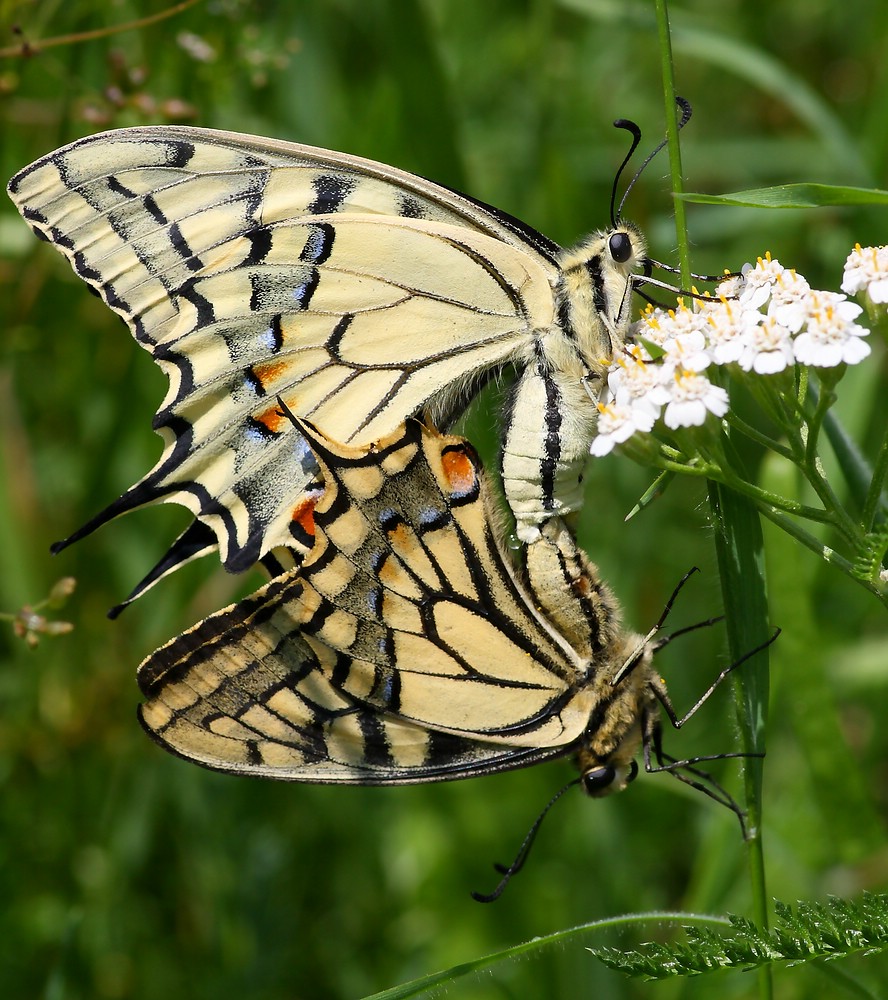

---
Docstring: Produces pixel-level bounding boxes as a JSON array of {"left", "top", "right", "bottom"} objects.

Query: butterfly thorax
[
  {"left": 554, "top": 221, "right": 647, "bottom": 380},
  {"left": 501, "top": 222, "right": 647, "bottom": 542}
]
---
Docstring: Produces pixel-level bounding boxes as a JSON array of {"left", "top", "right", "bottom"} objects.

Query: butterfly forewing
[
  {"left": 9, "top": 127, "right": 562, "bottom": 581},
  {"left": 10, "top": 126, "right": 652, "bottom": 600}
]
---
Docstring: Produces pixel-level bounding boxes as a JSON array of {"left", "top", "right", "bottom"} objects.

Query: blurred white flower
[
  {"left": 714, "top": 273, "right": 746, "bottom": 299},
  {"left": 607, "top": 352, "right": 670, "bottom": 419},
  {"left": 661, "top": 329, "right": 711, "bottom": 372},
  {"left": 591, "top": 401, "right": 656, "bottom": 456},
  {"left": 793, "top": 291, "right": 870, "bottom": 366},
  {"left": 767, "top": 270, "right": 812, "bottom": 332},
  {"left": 841, "top": 244, "right": 888, "bottom": 304},
  {"left": 664, "top": 301, "right": 706, "bottom": 337},
  {"left": 739, "top": 254, "right": 787, "bottom": 310},
  {"left": 630, "top": 307, "right": 672, "bottom": 356},
  {"left": 703, "top": 297, "right": 758, "bottom": 365}
]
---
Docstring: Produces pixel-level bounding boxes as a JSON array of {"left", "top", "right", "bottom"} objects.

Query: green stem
[
  {"left": 653, "top": 0, "right": 690, "bottom": 285},
  {"left": 804, "top": 367, "right": 836, "bottom": 466},
  {"left": 718, "top": 471, "right": 839, "bottom": 526},
  {"left": 754, "top": 506, "right": 853, "bottom": 573},
  {"left": 650, "top": 448, "right": 838, "bottom": 523},
  {"left": 862, "top": 426, "right": 888, "bottom": 532},
  {"left": 792, "top": 379, "right": 862, "bottom": 539},
  {"left": 726, "top": 373, "right": 861, "bottom": 542},
  {"left": 365, "top": 911, "right": 733, "bottom": 1000},
  {"left": 639, "top": 440, "right": 884, "bottom": 600},
  {"left": 798, "top": 455, "right": 861, "bottom": 541},
  {"left": 650, "top": 455, "right": 715, "bottom": 478},
  {"left": 806, "top": 372, "right": 888, "bottom": 532},
  {"left": 707, "top": 481, "right": 773, "bottom": 1000},
  {"left": 756, "top": 504, "right": 888, "bottom": 606},
  {"left": 723, "top": 410, "right": 797, "bottom": 463},
  {"left": 655, "top": 4, "right": 770, "bottom": 998}
]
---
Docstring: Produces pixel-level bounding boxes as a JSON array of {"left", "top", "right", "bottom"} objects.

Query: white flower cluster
[
  {"left": 841, "top": 243, "right": 888, "bottom": 304},
  {"left": 591, "top": 252, "right": 874, "bottom": 457}
]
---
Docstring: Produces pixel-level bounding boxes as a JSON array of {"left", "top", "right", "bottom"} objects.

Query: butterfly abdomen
[{"left": 500, "top": 353, "right": 599, "bottom": 542}]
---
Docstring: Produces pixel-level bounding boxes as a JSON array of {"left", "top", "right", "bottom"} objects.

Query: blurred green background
[{"left": 1, "top": 1, "right": 886, "bottom": 997}]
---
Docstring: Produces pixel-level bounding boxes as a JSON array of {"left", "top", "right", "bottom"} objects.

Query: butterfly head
[
  {"left": 580, "top": 757, "right": 640, "bottom": 798},
  {"left": 561, "top": 220, "right": 648, "bottom": 279},
  {"left": 556, "top": 221, "right": 648, "bottom": 376},
  {"left": 574, "top": 692, "right": 649, "bottom": 798},
  {"left": 573, "top": 629, "right": 660, "bottom": 797}
]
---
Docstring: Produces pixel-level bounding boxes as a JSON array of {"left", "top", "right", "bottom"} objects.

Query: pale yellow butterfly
[
  {"left": 137, "top": 417, "right": 745, "bottom": 844},
  {"left": 7, "top": 119, "right": 676, "bottom": 606},
  {"left": 139, "top": 417, "right": 660, "bottom": 788}
]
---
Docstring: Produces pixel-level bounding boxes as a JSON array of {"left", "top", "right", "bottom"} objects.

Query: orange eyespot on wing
[
  {"left": 250, "top": 360, "right": 291, "bottom": 391},
  {"left": 251, "top": 404, "right": 289, "bottom": 436},
  {"left": 290, "top": 497, "right": 317, "bottom": 539},
  {"left": 440, "top": 443, "right": 479, "bottom": 497}
]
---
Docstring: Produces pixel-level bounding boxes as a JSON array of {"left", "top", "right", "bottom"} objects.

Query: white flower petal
[
  {"left": 752, "top": 350, "right": 791, "bottom": 374},
  {"left": 737, "top": 315, "right": 794, "bottom": 374},
  {"left": 868, "top": 277, "right": 888, "bottom": 303},
  {"left": 661, "top": 371, "right": 729, "bottom": 428},
  {"left": 664, "top": 399, "right": 707, "bottom": 428}
]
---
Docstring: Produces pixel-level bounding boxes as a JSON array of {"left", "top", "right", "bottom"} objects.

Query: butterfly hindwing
[{"left": 138, "top": 419, "right": 606, "bottom": 780}]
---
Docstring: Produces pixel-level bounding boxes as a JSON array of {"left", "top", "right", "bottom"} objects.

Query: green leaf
[
  {"left": 679, "top": 183, "right": 888, "bottom": 209},
  {"left": 624, "top": 469, "right": 675, "bottom": 521},
  {"left": 588, "top": 893, "right": 888, "bottom": 983},
  {"left": 361, "top": 912, "right": 729, "bottom": 999}
]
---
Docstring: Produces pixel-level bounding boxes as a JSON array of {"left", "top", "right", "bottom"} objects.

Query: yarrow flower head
[
  {"left": 793, "top": 291, "right": 870, "bottom": 366},
  {"left": 589, "top": 246, "right": 876, "bottom": 457},
  {"left": 740, "top": 252, "right": 788, "bottom": 310},
  {"left": 662, "top": 369, "right": 729, "bottom": 429},
  {"left": 590, "top": 400, "right": 656, "bottom": 456},
  {"left": 841, "top": 244, "right": 888, "bottom": 305},
  {"left": 737, "top": 315, "right": 795, "bottom": 374},
  {"left": 661, "top": 329, "right": 711, "bottom": 373}
]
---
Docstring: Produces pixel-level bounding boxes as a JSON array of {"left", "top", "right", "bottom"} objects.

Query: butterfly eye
[
  {"left": 608, "top": 231, "right": 633, "bottom": 264},
  {"left": 581, "top": 764, "right": 617, "bottom": 796}
]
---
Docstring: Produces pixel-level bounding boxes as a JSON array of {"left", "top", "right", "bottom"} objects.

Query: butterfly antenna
[
  {"left": 471, "top": 778, "right": 580, "bottom": 903},
  {"left": 665, "top": 628, "right": 781, "bottom": 730},
  {"left": 611, "top": 566, "right": 700, "bottom": 686},
  {"left": 615, "top": 96, "right": 692, "bottom": 223},
  {"left": 609, "top": 119, "right": 643, "bottom": 227},
  {"left": 655, "top": 615, "right": 725, "bottom": 651}
]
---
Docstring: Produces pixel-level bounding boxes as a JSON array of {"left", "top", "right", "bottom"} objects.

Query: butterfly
[
  {"left": 138, "top": 414, "right": 754, "bottom": 901},
  {"left": 7, "top": 122, "right": 666, "bottom": 608},
  {"left": 138, "top": 415, "right": 667, "bottom": 794}
]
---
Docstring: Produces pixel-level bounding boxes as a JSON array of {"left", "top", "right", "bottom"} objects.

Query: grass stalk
[{"left": 655, "top": 2, "right": 773, "bottom": 997}]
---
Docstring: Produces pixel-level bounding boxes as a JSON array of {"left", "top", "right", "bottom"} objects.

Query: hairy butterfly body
[{"left": 8, "top": 127, "right": 647, "bottom": 601}]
